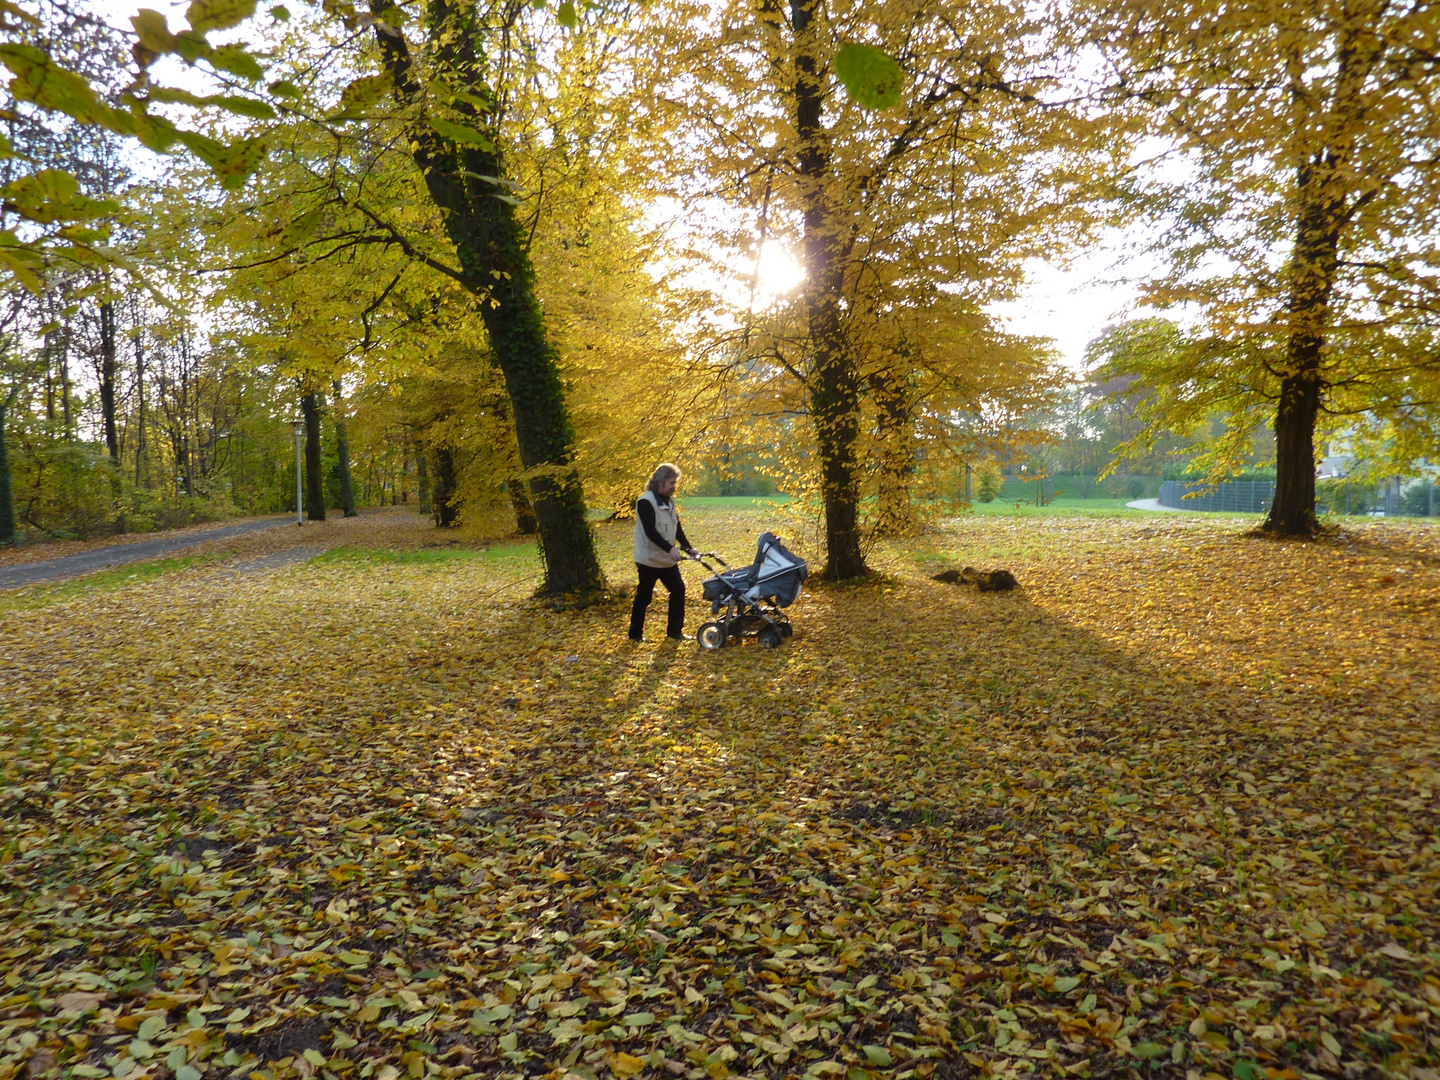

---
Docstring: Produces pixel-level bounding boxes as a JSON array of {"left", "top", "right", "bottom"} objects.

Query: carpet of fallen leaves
[{"left": 2, "top": 507, "right": 1439, "bottom": 1080}]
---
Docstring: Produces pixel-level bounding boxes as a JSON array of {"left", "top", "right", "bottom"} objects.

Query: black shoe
[{"left": 627, "top": 633, "right": 644, "bottom": 643}]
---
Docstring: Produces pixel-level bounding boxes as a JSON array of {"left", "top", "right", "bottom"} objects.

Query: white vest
[{"left": 634, "top": 490, "right": 679, "bottom": 567}]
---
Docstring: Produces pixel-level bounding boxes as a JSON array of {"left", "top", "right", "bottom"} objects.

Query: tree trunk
[
  {"left": 60, "top": 325, "right": 71, "bottom": 440},
  {"left": 331, "top": 380, "right": 358, "bottom": 517},
  {"left": 99, "top": 300, "right": 120, "bottom": 464},
  {"left": 415, "top": 438, "right": 432, "bottom": 515},
  {"left": 430, "top": 446, "right": 458, "bottom": 527},
  {"left": 873, "top": 367, "right": 917, "bottom": 537},
  {"left": 373, "top": 3, "right": 603, "bottom": 595},
  {"left": 302, "top": 390, "right": 326, "bottom": 521},
  {"left": 0, "top": 386, "right": 17, "bottom": 547},
  {"left": 133, "top": 307, "right": 145, "bottom": 489},
  {"left": 508, "top": 476, "right": 538, "bottom": 534},
  {"left": 98, "top": 299, "right": 126, "bottom": 534},
  {"left": 791, "top": 0, "right": 867, "bottom": 579},
  {"left": 1263, "top": 176, "right": 1342, "bottom": 537}
]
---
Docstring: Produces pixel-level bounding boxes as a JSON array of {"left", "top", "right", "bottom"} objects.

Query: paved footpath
[{"left": 0, "top": 516, "right": 296, "bottom": 589}]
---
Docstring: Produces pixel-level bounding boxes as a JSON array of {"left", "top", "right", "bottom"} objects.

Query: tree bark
[
  {"left": 507, "top": 476, "right": 538, "bottom": 534},
  {"left": 132, "top": 305, "right": 145, "bottom": 489},
  {"left": 1263, "top": 175, "right": 1342, "bottom": 537},
  {"left": 373, "top": 3, "right": 603, "bottom": 595},
  {"left": 0, "top": 386, "right": 17, "bottom": 547},
  {"left": 430, "top": 446, "right": 458, "bottom": 527},
  {"left": 415, "top": 437, "right": 432, "bottom": 515},
  {"left": 98, "top": 300, "right": 120, "bottom": 464},
  {"left": 302, "top": 390, "right": 326, "bottom": 521},
  {"left": 98, "top": 299, "right": 126, "bottom": 534},
  {"left": 331, "top": 380, "right": 358, "bottom": 517},
  {"left": 791, "top": 0, "right": 868, "bottom": 579}
]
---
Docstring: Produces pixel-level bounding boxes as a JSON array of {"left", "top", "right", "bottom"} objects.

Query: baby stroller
[{"left": 690, "top": 532, "right": 807, "bottom": 649}]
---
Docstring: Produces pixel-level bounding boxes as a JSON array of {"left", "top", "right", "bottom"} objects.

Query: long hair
[{"left": 646, "top": 462, "right": 682, "bottom": 497}]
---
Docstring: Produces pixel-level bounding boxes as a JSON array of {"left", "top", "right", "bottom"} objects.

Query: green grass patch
[
  {"left": 968, "top": 497, "right": 1156, "bottom": 516},
  {"left": 679, "top": 495, "right": 793, "bottom": 509},
  {"left": 0, "top": 552, "right": 224, "bottom": 613},
  {"left": 311, "top": 544, "right": 535, "bottom": 567}
]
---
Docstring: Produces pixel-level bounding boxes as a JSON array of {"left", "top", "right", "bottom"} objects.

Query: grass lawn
[{"left": 2, "top": 505, "right": 1437, "bottom": 1080}]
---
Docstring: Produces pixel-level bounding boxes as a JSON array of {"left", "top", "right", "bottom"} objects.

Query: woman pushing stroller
[{"left": 629, "top": 463, "right": 699, "bottom": 642}]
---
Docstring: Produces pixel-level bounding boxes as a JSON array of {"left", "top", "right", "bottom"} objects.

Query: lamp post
[{"left": 292, "top": 418, "right": 304, "bottom": 525}]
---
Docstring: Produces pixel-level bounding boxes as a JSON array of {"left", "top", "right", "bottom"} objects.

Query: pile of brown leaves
[{"left": 1, "top": 508, "right": 1437, "bottom": 1080}]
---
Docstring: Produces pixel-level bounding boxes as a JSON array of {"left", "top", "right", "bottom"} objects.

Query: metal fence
[{"left": 1159, "top": 480, "right": 1275, "bottom": 513}]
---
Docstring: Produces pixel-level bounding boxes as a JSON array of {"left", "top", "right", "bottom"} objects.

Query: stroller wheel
[
  {"left": 757, "top": 627, "right": 782, "bottom": 649},
  {"left": 697, "top": 621, "right": 727, "bottom": 650}
]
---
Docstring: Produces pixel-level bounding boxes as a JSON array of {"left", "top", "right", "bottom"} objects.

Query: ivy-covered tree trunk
[
  {"left": 0, "top": 386, "right": 17, "bottom": 547},
  {"left": 301, "top": 391, "right": 326, "bottom": 522},
  {"left": 791, "top": 0, "right": 868, "bottom": 579},
  {"left": 507, "top": 477, "right": 538, "bottom": 534},
  {"left": 332, "top": 380, "right": 357, "bottom": 517},
  {"left": 374, "top": 1, "right": 603, "bottom": 595},
  {"left": 430, "top": 446, "right": 458, "bottom": 527},
  {"left": 1264, "top": 179, "right": 1341, "bottom": 537}
]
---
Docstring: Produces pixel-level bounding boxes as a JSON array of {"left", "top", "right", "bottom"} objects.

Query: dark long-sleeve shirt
[{"left": 636, "top": 497, "right": 691, "bottom": 552}]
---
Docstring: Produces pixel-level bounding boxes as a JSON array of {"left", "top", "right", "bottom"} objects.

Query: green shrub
[{"left": 1400, "top": 481, "right": 1437, "bottom": 517}]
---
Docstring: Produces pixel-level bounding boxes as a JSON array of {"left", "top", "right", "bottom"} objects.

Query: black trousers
[{"left": 630, "top": 562, "right": 685, "bottom": 639}]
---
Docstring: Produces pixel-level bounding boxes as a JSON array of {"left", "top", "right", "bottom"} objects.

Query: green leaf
[
  {"left": 833, "top": 43, "right": 903, "bottom": 110},
  {"left": 209, "top": 44, "right": 264, "bottom": 81},
  {"left": 861, "top": 1045, "right": 891, "bottom": 1067},
  {"left": 622, "top": 1012, "right": 655, "bottom": 1026},
  {"left": 213, "top": 95, "right": 275, "bottom": 118},
  {"left": 1051, "top": 976, "right": 1081, "bottom": 992},
  {"left": 124, "top": 111, "right": 179, "bottom": 153},
  {"left": 941, "top": 932, "right": 960, "bottom": 947},
  {"left": 269, "top": 4, "right": 290, "bottom": 18},
  {"left": 186, "top": 0, "right": 257, "bottom": 33},
  {"left": 1133, "top": 1042, "right": 1165, "bottom": 1060},
  {"left": 556, "top": 0, "right": 576, "bottom": 27},
  {"left": 428, "top": 118, "right": 492, "bottom": 149},
  {"left": 331, "top": 74, "right": 391, "bottom": 119},
  {"left": 176, "top": 131, "right": 267, "bottom": 191},
  {"left": 0, "top": 247, "right": 45, "bottom": 293},
  {"left": 302, "top": 1049, "right": 327, "bottom": 1067},
  {"left": 137, "top": 1015, "right": 166, "bottom": 1042},
  {"left": 171, "top": 30, "right": 212, "bottom": 63},
  {"left": 268, "top": 79, "right": 302, "bottom": 98},
  {"left": 1321, "top": 1031, "right": 1342, "bottom": 1056},
  {"left": 131, "top": 9, "right": 174, "bottom": 53},
  {"left": 1233, "top": 1064, "right": 1262, "bottom": 1080},
  {"left": 175, "top": 1067, "right": 202, "bottom": 1080},
  {"left": 0, "top": 45, "right": 116, "bottom": 126}
]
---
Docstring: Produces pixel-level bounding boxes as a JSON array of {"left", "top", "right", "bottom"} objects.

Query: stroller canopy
[{"left": 746, "top": 532, "right": 807, "bottom": 606}]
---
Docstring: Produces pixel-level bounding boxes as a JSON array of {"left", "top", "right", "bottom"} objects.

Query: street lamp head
[{"left": 292, "top": 419, "right": 305, "bottom": 437}]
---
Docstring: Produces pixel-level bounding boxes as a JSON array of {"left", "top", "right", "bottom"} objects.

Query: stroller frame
[{"left": 688, "top": 549, "right": 798, "bottom": 650}]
